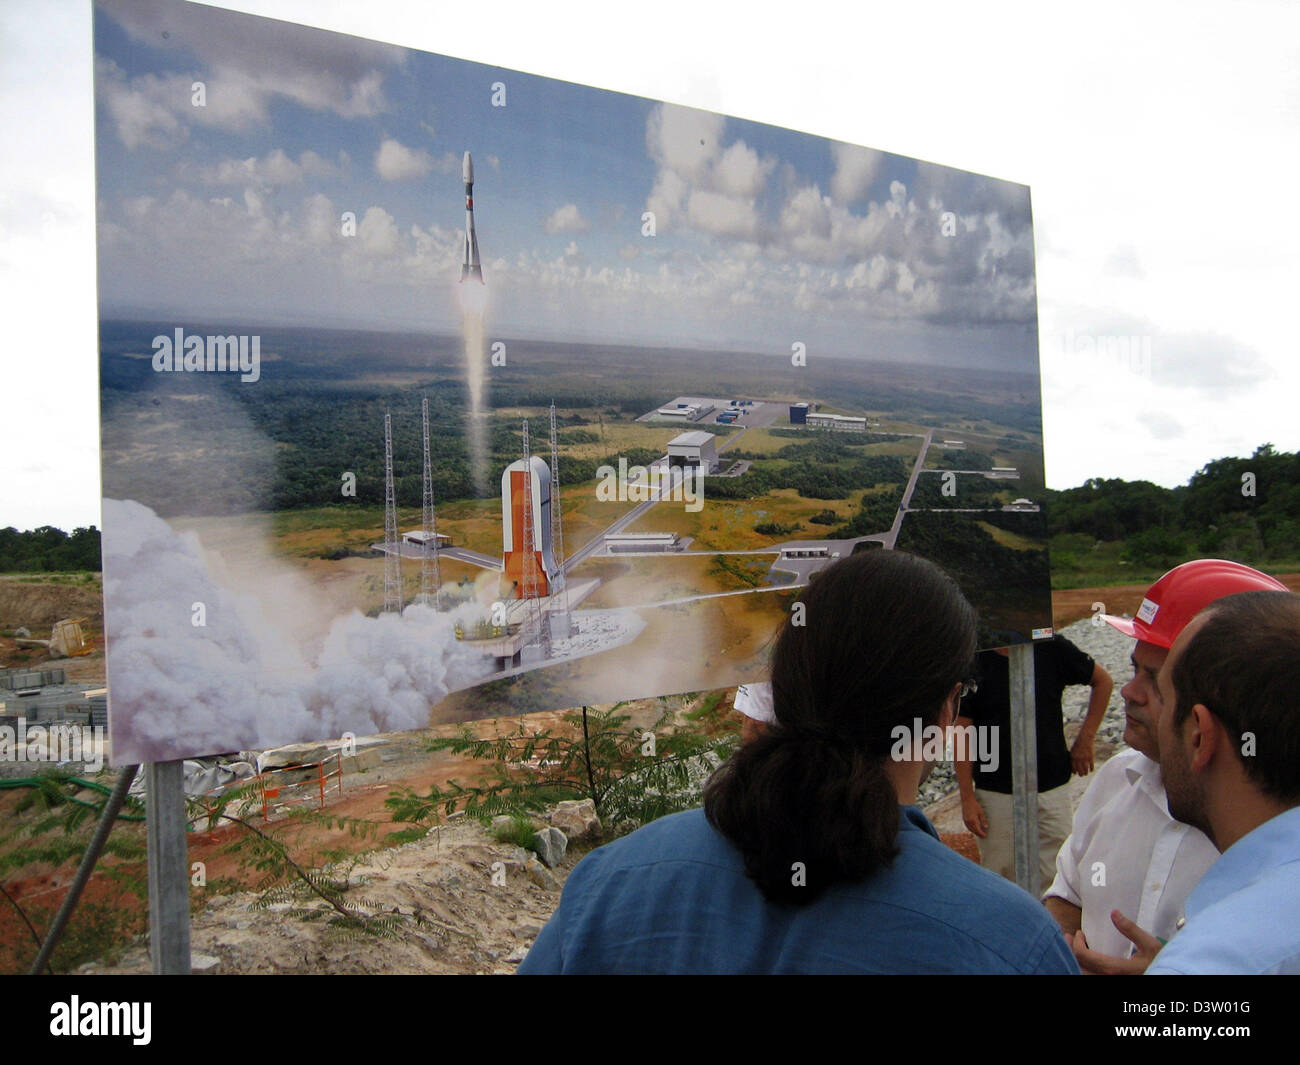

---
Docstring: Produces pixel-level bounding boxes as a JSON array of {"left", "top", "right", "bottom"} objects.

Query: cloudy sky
[
  {"left": 92, "top": 0, "right": 1037, "bottom": 363},
  {"left": 3, "top": 0, "right": 1298, "bottom": 530}
]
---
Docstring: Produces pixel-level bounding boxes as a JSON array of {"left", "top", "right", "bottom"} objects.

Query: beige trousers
[{"left": 974, "top": 784, "right": 1073, "bottom": 888}]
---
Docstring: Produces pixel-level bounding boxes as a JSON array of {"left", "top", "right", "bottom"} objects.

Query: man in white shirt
[
  {"left": 1043, "top": 559, "right": 1286, "bottom": 971},
  {"left": 733, "top": 682, "right": 774, "bottom": 744}
]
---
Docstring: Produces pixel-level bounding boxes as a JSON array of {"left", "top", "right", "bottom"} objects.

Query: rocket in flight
[{"left": 460, "top": 151, "right": 483, "bottom": 283}]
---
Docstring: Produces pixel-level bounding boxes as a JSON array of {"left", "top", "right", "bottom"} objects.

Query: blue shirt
[
  {"left": 519, "top": 805, "right": 1079, "bottom": 974},
  {"left": 1147, "top": 806, "right": 1300, "bottom": 975}
]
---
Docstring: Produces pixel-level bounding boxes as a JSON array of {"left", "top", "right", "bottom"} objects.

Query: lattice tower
[
  {"left": 420, "top": 397, "right": 442, "bottom": 609},
  {"left": 383, "top": 411, "right": 403, "bottom": 615}
]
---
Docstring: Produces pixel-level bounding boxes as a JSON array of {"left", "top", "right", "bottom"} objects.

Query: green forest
[
  {"left": 0, "top": 526, "right": 103, "bottom": 572},
  {"left": 11, "top": 443, "right": 1300, "bottom": 582},
  {"left": 1043, "top": 443, "right": 1300, "bottom": 585}
]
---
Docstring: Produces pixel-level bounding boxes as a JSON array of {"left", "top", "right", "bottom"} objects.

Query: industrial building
[
  {"left": 605, "top": 532, "right": 681, "bottom": 553},
  {"left": 789, "top": 402, "right": 811, "bottom": 424},
  {"left": 501, "top": 455, "right": 557, "bottom": 598},
  {"left": 402, "top": 530, "right": 451, "bottom": 548},
  {"left": 657, "top": 402, "right": 714, "bottom": 420},
  {"left": 667, "top": 431, "right": 718, "bottom": 472},
  {"left": 806, "top": 412, "right": 867, "bottom": 432}
]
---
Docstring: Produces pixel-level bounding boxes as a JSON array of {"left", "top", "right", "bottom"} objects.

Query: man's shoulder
[
  {"left": 1150, "top": 864, "right": 1300, "bottom": 974},
  {"left": 889, "top": 817, "right": 1075, "bottom": 966},
  {"left": 899, "top": 823, "right": 1038, "bottom": 908}
]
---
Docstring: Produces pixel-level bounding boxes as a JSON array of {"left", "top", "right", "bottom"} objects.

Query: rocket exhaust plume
[{"left": 457, "top": 149, "right": 489, "bottom": 494}]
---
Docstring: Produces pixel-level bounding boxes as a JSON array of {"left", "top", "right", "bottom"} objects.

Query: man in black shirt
[{"left": 955, "top": 635, "right": 1113, "bottom": 886}]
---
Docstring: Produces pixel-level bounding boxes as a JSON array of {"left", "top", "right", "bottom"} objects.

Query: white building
[
  {"left": 402, "top": 530, "right": 451, "bottom": 548},
  {"left": 667, "top": 430, "right": 718, "bottom": 471},
  {"left": 806, "top": 412, "right": 867, "bottom": 432}
]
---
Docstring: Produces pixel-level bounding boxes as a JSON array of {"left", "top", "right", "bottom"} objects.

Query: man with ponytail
[{"left": 519, "top": 551, "right": 1078, "bottom": 974}]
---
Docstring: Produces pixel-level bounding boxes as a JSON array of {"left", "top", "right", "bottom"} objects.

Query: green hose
[{"left": 0, "top": 776, "right": 146, "bottom": 820}]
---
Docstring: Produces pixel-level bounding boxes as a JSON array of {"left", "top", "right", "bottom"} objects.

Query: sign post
[
  {"left": 1008, "top": 643, "right": 1040, "bottom": 897},
  {"left": 145, "top": 760, "right": 191, "bottom": 974}
]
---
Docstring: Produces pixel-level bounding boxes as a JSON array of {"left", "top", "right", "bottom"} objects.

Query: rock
[
  {"left": 531, "top": 827, "right": 568, "bottom": 868},
  {"left": 524, "top": 856, "right": 559, "bottom": 890},
  {"left": 191, "top": 952, "right": 222, "bottom": 975},
  {"left": 258, "top": 744, "right": 331, "bottom": 771},
  {"left": 550, "top": 799, "right": 601, "bottom": 842},
  {"left": 505, "top": 944, "right": 530, "bottom": 963},
  {"left": 491, "top": 815, "right": 516, "bottom": 838},
  {"left": 514, "top": 916, "right": 544, "bottom": 938},
  {"left": 341, "top": 747, "right": 382, "bottom": 773},
  {"left": 14, "top": 627, "right": 30, "bottom": 638}
]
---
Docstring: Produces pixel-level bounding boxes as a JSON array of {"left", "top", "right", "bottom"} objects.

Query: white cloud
[
  {"left": 98, "top": 0, "right": 400, "bottom": 120},
  {"left": 714, "top": 140, "right": 772, "bottom": 198},
  {"left": 205, "top": 148, "right": 337, "bottom": 187},
  {"left": 357, "top": 205, "right": 400, "bottom": 256},
  {"left": 545, "top": 203, "right": 588, "bottom": 233},
  {"left": 830, "top": 143, "right": 883, "bottom": 203},
  {"left": 374, "top": 138, "right": 433, "bottom": 181},
  {"left": 643, "top": 103, "right": 773, "bottom": 239}
]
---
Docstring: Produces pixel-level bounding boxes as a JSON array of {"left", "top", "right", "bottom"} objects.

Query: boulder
[
  {"left": 549, "top": 798, "right": 601, "bottom": 842},
  {"left": 341, "top": 748, "right": 382, "bottom": 773},
  {"left": 258, "top": 743, "right": 330, "bottom": 771},
  {"left": 191, "top": 953, "right": 222, "bottom": 975},
  {"left": 531, "top": 827, "right": 568, "bottom": 868},
  {"left": 524, "top": 856, "right": 559, "bottom": 890}
]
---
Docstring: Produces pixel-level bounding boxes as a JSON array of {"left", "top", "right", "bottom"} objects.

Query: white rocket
[{"left": 460, "top": 150, "right": 483, "bottom": 283}]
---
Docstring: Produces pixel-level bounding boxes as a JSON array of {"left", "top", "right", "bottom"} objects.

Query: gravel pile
[{"left": 917, "top": 616, "right": 1136, "bottom": 807}]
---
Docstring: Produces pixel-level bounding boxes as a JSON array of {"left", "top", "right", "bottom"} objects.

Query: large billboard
[{"left": 94, "top": 0, "right": 1051, "bottom": 764}]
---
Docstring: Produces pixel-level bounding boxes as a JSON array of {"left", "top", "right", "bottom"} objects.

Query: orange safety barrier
[{"left": 255, "top": 752, "right": 343, "bottom": 820}]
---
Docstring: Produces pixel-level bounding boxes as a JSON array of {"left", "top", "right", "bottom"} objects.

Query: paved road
[
  {"left": 564, "top": 459, "right": 693, "bottom": 572},
  {"left": 632, "top": 582, "right": 807, "bottom": 611},
  {"left": 371, "top": 542, "right": 503, "bottom": 571},
  {"left": 884, "top": 428, "right": 933, "bottom": 549}
]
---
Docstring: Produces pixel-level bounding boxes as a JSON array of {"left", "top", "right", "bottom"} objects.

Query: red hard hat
[{"left": 1101, "top": 558, "right": 1288, "bottom": 649}]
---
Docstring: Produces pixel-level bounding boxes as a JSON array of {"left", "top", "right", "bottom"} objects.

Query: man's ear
[
  {"left": 940, "top": 684, "right": 961, "bottom": 727},
  {"left": 1187, "top": 703, "right": 1222, "bottom": 773}
]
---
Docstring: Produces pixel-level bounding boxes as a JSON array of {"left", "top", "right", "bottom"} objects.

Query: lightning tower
[
  {"left": 420, "top": 397, "right": 442, "bottom": 609},
  {"left": 383, "top": 411, "right": 403, "bottom": 615},
  {"left": 548, "top": 401, "right": 572, "bottom": 638}
]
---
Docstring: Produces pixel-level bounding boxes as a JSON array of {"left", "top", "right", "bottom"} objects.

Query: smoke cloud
[{"left": 102, "top": 498, "right": 492, "bottom": 764}]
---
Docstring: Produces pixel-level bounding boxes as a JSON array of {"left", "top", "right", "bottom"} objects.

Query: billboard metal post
[
  {"left": 1009, "top": 643, "right": 1039, "bottom": 897},
  {"left": 145, "top": 760, "right": 191, "bottom": 974}
]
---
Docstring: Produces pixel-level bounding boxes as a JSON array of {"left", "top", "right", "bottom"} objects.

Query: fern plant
[
  {"left": 188, "top": 788, "right": 422, "bottom": 942},
  {"left": 386, "top": 697, "right": 739, "bottom": 837}
]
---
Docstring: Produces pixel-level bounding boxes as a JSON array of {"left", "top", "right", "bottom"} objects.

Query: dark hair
[
  {"left": 704, "top": 550, "right": 976, "bottom": 905},
  {"left": 1171, "top": 589, "right": 1300, "bottom": 802}
]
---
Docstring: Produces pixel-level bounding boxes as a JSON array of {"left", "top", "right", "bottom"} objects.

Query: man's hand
[
  {"left": 1068, "top": 910, "right": 1162, "bottom": 974},
  {"left": 1070, "top": 730, "right": 1097, "bottom": 775},
  {"left": 961, "top": 793, "right": 988, "bottom": 838}
]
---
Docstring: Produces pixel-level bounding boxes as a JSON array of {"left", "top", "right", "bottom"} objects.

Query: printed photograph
[{"left": 94, "top": 0, "right": 1050, "bottom": 764}]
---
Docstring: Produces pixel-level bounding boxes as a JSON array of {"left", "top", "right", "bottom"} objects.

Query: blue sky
[{"left": 91, "top": 0, "right": 1037, "bottom": 364}]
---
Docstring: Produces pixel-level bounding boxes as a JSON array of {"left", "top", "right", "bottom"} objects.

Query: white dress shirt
[
  {"left": 734, "top": 682, "right": 774, "bottom": 723},
  {"left": 1044, "top": 748, "right": 1219, "bottom": 957}
]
